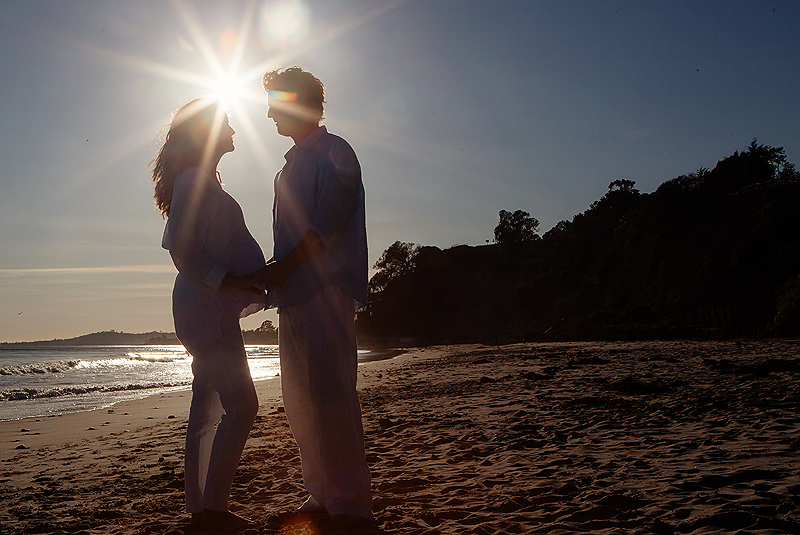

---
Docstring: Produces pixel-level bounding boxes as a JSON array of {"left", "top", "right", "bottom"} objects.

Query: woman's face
[{"left": 215, "top": 115, "right": 235, "bottom": 157}]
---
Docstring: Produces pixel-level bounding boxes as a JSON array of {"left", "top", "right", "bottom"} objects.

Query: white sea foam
[
  {"left": 0, "top": 360, "right": 80, "bottom": 375},
  {"left": 0, "top": 381, "right": 190, "bottom": 401},
  {"left": 127, "top": 352, "right": 176, "bottom": 363}
]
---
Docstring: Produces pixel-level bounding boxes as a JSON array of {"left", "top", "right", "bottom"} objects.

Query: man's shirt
[{"left": 268, "top": 126, "right": 368, "bottom": 309}]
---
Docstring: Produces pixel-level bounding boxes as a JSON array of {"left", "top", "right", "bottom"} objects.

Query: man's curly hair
[{"left": 262, "top": 66, "right": 325, "bottom": 121}]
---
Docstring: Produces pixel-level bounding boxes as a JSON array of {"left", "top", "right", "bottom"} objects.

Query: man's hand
[
  {"left": 255, "top": 261, "right": 292, "bottom": 288},
  {"left": 257, "top": 230, "right": 325, "bottom": 288}
]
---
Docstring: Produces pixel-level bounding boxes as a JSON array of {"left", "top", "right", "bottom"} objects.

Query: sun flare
[
  {"left": 208, "top": 73, "right": 247, "bottom": 108},
  {"left": 69, "top": 0, "right": 407, "bottom": 182}
]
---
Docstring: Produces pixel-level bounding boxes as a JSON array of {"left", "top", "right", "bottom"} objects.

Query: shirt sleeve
[
  {"left": 164, "top": 172, "right": 227, "bottom": 290},
  {"left": 310, "top": 139, "right": 363, "bottom": 249}
]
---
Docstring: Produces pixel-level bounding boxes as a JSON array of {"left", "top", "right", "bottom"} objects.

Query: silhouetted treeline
[
  {"left": 357, "top": 140, "right": 800, "bottom": 345},
  {"left": 242, "top": 320, "right": 278, "bottom": 344}
]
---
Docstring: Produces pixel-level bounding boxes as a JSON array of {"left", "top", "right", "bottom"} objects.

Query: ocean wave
[
  {"left": 74, "top": 354, "right": 187, "bottom": 369},
  {"left": 0, "top": 360, "right": 80, "bottom": 376},
  {"left": 244, "top": 349, "right": 279, "bottom": 358},
  {"left": 0, "top": 381, "right": 191, "bottom": 401},
  {"left": 126, "top": 353, "right": 178, "bottom": 363}
]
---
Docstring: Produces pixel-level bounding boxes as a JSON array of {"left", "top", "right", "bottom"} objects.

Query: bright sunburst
[
  {"left": 208, "top": 73, "right": 248, "bottom": 109},
  {"left": 67, "top": 0, "right": 409, "bottom": 180}
]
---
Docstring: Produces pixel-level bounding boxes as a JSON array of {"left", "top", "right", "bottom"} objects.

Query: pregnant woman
[{"left": 151, "top": 99, "right": 265, "bottom": 532}]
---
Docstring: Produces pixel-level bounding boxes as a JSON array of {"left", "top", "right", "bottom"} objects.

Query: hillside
[
  {"left": 1, "top": 322, "right": 277, "bottom": 348},
  {"left": 357, "top": 141, "right": 800, "bottom": 345},
  {"left": 0, "top": 331, "right": 179, "bottom": 348}
]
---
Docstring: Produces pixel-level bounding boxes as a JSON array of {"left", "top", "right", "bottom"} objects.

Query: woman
[{"left": 151, "top": 99, "right": 264, "bottom": 532}]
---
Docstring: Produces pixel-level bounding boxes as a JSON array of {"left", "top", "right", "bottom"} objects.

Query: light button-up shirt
[{"left": 268, "top": 126, "right": 368, "bottom": 309}]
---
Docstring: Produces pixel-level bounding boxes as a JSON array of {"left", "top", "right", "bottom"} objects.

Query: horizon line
[{"left": 0, "top": 265, "right": 175, "bottom": 275}]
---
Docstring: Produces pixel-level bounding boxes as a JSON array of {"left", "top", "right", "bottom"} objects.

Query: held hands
[
  {"left": 255, "top": 261, "right": 292, "bottom": 288},
  {"left": 235, "top": 230, "right": 322, "bottom": 291},
  {"left": 220, "top": 258, "right": 292, "bottom": 295}
]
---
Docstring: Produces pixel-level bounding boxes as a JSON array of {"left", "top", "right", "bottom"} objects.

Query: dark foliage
[
  {"left": 494, "top": 209, "right": 540, "bottom": 244},
  {"left": 242, "top": 319, "right": 278, "bottom": 344},
  {"left": 357, "top": 141, "right": 800, "bottom": 345},
  {"left": 367, "top": 241, "right": 420, "bottom": 294}
]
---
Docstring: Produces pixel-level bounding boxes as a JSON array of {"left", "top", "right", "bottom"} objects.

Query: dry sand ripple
[{"left": 1, "top": 339, "right": 799, "bottom": 534}]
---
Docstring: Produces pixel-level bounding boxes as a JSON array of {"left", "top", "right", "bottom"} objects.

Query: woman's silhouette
[{"left": 151, "top": 99, "right": 264, "bottom": 532}]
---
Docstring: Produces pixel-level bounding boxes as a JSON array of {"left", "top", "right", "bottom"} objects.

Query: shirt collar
[{"left": 284, "top": 125, "right": 327, "bottom": 161}]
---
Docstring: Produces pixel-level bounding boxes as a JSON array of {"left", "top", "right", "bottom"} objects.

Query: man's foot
[
  {"left": 325, "top": 514, "right": 382, "bottom": 534},
  {"left": 199, "top": 509, "right": 255, "bottom": 532},
  {"left": 298, "top": 495, "right": 327, "bottom": 513},
  {"left": 265, "top": 509, "right": 328, "bottom": 530},
  {"left": 184, "top": 512, "right": 203, "bottom": 533}
]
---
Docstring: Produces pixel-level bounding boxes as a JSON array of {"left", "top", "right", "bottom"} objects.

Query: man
[{"left": 258, "top": 67, "right": 373, "bottom": 529}]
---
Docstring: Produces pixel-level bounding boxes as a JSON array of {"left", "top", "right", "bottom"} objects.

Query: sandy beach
[{"left": 1, "top": 339, "right": 800, "bottom": 534}]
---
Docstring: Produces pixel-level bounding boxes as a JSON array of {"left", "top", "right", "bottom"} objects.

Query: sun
[
  {"left": 69, "top": 0, "right": 409, "bottom": 181},
  {"left": 208, "top": 73, "right": 247, "bottom": 109}
]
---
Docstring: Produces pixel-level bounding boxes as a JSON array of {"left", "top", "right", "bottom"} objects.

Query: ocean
[
  {"left": 0, "top": 345, "right": 283, "bottom": 422},
  {"left": 0, "top": 345, "right": 396, "bottom": 422}
]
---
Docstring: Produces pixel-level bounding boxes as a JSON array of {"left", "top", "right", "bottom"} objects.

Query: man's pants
[
  {"left": 184, "top": 314, "right": 258, "bottom": 513},
  {"left": 279, "top": 285, "right": 373, "bottom": 519}
]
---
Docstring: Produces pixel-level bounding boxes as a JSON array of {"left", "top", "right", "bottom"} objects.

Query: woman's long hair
[{"left": 150, "top": 99, "right": 227, "bottom": 218}]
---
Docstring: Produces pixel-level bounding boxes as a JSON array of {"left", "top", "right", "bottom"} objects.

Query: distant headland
[
  {"left": 0, "top": 331, "right": 182, "bottom": 349},
  {"left": 0, "top": 320, "right": 279, "bottom": 349}
]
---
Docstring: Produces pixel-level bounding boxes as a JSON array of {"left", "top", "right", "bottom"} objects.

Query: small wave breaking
[
  {"left": 127, "top": 353, "right": 177, "bottom": 363},
  {"left": 0, "top": 360, "right": 80, "bottom": 376},
  {"left": 0, "top": 381, "right": 191, "bottom": 401}
]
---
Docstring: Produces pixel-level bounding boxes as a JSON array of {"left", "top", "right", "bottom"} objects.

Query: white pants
[
  {"left": 279, "top": 285, "right": 373, "bottom": 519},
  {"left": 184, "top": 314, "right": 258, "bottom": 513}
]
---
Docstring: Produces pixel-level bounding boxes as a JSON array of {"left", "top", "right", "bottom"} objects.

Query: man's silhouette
[{"left": 258, "top": 67, "right": 373, "bottom": 529}]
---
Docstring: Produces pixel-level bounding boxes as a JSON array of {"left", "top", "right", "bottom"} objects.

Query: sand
[{"left": 1, "top": 339, "right": 800, "bottom": 534}]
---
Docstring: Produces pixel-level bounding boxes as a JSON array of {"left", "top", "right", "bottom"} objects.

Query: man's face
[
  {"left": 267, "top": 90, "right": 320, "bottom": 138},
  {"left": 267, "top": 104, "right": 301, "bottom": 138},
  {"left": 267, "top": 90, "right": 303, "bottom": 138}
]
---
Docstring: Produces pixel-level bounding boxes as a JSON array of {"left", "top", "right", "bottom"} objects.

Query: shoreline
[
  {"left": 0, "top": 348, "right": 413, "bottom": 452},
  {"left": 0, "top": 346, "right": 405, "bottom": 424}
]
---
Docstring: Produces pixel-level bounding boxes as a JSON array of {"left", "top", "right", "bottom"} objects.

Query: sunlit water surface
[{"left": 0, "top": 345, "right": 283, "bottom": 421}]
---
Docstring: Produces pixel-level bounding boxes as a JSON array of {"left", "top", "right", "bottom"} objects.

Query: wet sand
[{"left": 1, "top": 339, "right": 799, "bottom": 534}]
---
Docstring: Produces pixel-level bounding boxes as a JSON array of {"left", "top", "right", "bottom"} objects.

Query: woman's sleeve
[{"left": 165, "top": 175, "right": 227, "bottom": 290}]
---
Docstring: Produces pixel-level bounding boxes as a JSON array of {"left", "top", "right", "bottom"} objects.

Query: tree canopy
[
  {"left": 494, "top": 209, "right": 540, "bottom": 245},
  {"left": 368, "top": 241, "right": 420, "bottom": 293},
  {"left": 359, "top": 141, "right": 800, "bottom": 344}
]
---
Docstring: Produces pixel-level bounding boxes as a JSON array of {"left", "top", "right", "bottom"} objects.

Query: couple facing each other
[{"left": 151, "top": 66, "right": 371, "bottom": 532}]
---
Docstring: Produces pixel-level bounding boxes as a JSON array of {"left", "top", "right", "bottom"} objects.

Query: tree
[
  {"left": 255, "top": 320, "right": 276, "bottom": 333},
  {"left": 368, "top": 241, "right": 420, "bottom": 293},
  {"left": 494, "top": 210, "right": 540, "bottom": 245},
  {"left": 588, "top": 179, "right": 640, "bottom": 213},
  {"left": 242, "top": 319, "right": 278, "bottom": 344}
]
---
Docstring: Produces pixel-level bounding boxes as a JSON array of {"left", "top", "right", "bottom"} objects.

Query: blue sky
[{"left": 1, "top": 0, "right": 798, "bottom": 342}]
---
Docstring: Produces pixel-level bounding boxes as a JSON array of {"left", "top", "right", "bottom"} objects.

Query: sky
[{"left": 1, "top": 0, "right": 799, "bottom": 342}]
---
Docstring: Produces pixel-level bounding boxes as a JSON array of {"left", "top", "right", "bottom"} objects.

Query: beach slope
[{"left": 1, "top": 340, "right": 799, "bottom": 534}]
